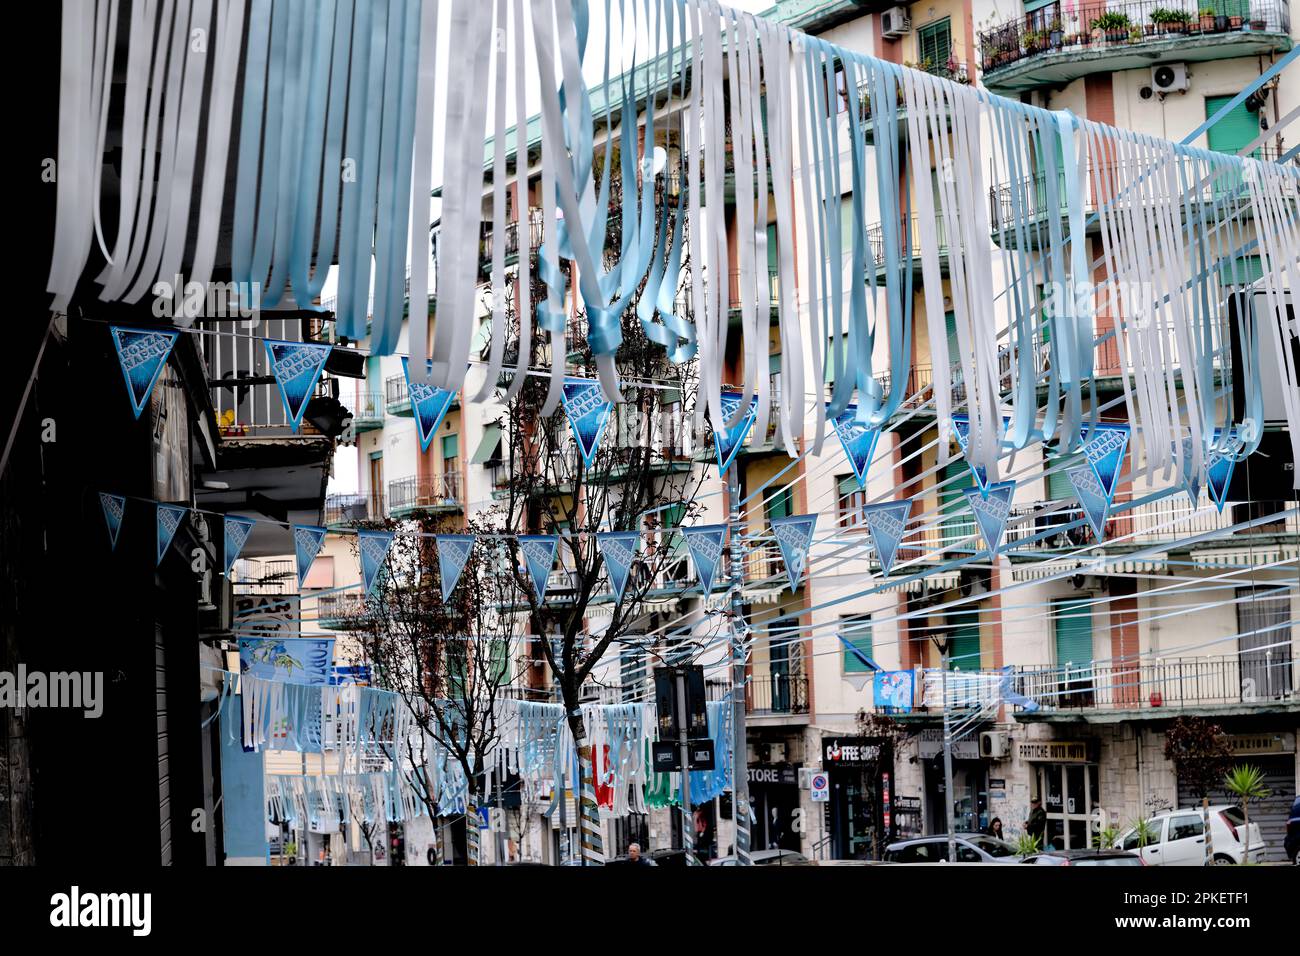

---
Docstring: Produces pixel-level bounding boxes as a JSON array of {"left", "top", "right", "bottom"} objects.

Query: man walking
[{"left": 1024, "top": 798, "right": 1047, "bottom": 847}]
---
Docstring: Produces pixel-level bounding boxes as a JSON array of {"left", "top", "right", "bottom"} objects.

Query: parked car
[
  {"left": 882, "top": 834, "right": 1019, "bottom": 864},
  {"left": 1022, "top": 849, "right": 1143, "bottom": 866},
  {"left": 1115, "top": 806, "right": 1265, "bottom": 865},
  {"left": 1286, "top": 795, "right": 1300, "bottom": 864},
  {"left": 709, "top": 848, "right": 812, "bottom": 866}
]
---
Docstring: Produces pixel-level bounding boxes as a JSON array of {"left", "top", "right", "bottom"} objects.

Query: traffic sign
[{"left": 810, "top": 772, "right": 830, "bottom": 803}]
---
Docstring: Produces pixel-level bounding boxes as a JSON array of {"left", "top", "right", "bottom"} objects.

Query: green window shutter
[
  {"left": 663, "top": 503, "right": 687, "bottom": 553},
  {"left": 917, "top": 18, "right": 952, "bottom": 71},
  {"left": 1023, "top": 0, "right": 1055, "bottom": 11},
  {"left": 825, "top": 334, "right": 848, "bottom": 385},
  {"left": 1054, "top": 599, "right": 1093, "bottom": 668},
  {"left": 1046, "top": 452, "right": 1082, "bottom": 501},
  {"left": 940, "top": 459, "right": 975, "bottom": 545},
  {"left": 490, "top": 639, "right": 509, "bottom": 683},
  {"left": 441, "top": 433, "right": 459, "bottom": 460},
  {"left": 947, "top": 609, "right": 981, "bottom": 671},
  {"left": 1205, "top": 95, "right": 1259, "bottom": 157},
  {"left": 944, "top": 311, "right": 959, "bottom": 363},
  {"left": 470, "top": 424, "right": 502, "bottom": 464},
  {"left": 766, "top": 487, "right": 793, "bottom": 522},
  {"left": 841, "top": 615, "right": 874, "bottom": 673},
  {"left": 1218, "top": 255, "right": 1264, "bottom": 287}
]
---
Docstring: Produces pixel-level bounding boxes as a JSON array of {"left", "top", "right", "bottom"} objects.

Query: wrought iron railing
[
  {"left": 384, "top": 374, "right": 408, "bottom": 410},
  {"left": 387, "top": 473, "right": 464, "bottom": 513},
  {"left": 325, "top": 493, "right": 387, "bottom": 526},
  {"left": 746, "top": 672, "right": 810, "bottom": 715}
]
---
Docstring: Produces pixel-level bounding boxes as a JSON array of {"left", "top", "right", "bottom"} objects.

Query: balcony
[
  {"left": 865, "top": 213, "right": 956, "bottom": 278},
  {"left": 316, "top": 592, "right": 371, "bottom": 630},
  {"left": 978, "top": 0, "right": 1292, "bottom": 94},
  {"left": 727, "top": 269, "right": 780, "bottom": 321},
  {"left": 1010, "top": 654, "right": 1297, "bottom": 719},
  {"left": 477, "top": 214, "right": 545, "bottom": 279},
  {"left": 384, "top": 374, "right": 411, "bottom": 416},
  {"left": 387, "top": 474, "right": 464, "bottom": 518},
  {"left": 857, "top": 63, "right": 967, "bottom": 144},
  {"left": 324, "top": 492, "right": 386, "bottom": 529},
  {"left": 348, "top": 390, "right": 384, "bottom": 433},
  {"left": 746, "top": 672, "right": 810, "bottom": 716}
]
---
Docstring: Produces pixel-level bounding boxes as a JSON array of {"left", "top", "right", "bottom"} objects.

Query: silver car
[{"left": 883, "top": 834, "right": 1020, "bottom": 864}]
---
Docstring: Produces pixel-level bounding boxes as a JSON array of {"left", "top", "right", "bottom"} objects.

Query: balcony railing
[
  {"left": 325, "top": 493, "right": 387, "bottom": 527},
  {"left": 979, "top": 0, "right": 1291, "bottom": 78},
  {"left": 746, "top": 672, "right": 810, "bottom": 716},
  {"left": 727, "top": 269, "right": 780, "bottom": 310},
  {"left": 387, "top": 474, "right": 464, "bottom": 515},
  {"left": 1011, "top": 653, "right": 1296, "bottom": 712},
  {"left": 384, "top": 374, "right": 408, "bottom": 413},
  {"left": 316, "top": 592, "right": 370, "bottom": 626},
  {"left": 865, "top": 213, "right": 956, "bottom": 267}
]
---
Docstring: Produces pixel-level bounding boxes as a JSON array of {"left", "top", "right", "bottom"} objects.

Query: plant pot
[
  {"left": 1229, "top": 15, "right": 1242, "bottom": 27},
  {"left": 1250, "top": 19, "right": 1266, "bottom": 29},
  {"left": 1215, "top": 15, "right": 1229, "bottom": 30},
  {"left": 1108, "top": 30, "right": 1127, "bottom": 41},
  {"left": 1200, "top": 15, "right": 1215, "bottom": 31},
  {"left": 1145, "top": 24, "right": 1156, "bottom": 35},
  {"left": 1050, "top": 29, "right": 1064, "bottom": 46}
]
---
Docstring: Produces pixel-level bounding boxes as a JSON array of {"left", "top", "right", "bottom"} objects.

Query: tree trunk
[
  {"left": 466, "top": 791, "right": 482, "bottom": 866},
  {"left": 567, "top": 711, "right": 605, "bottom": 865},
  {"left": 1241, "top": 801, "right": 1250, "bottom": 864}
]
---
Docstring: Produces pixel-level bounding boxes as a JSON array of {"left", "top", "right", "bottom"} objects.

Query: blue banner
[
  {"left": 518, "top": 534, "right": 559, "bottom": 601},
  {"left": 873, "top": 670, "right": 914, "bottom": 713},
  {"left": 830, "top": 404, "right": 881, "bottom": 489},
  {"left": 770, "top": 513, "right": 817, "bottom": 591},
  {"left": 951, "top": 414, "right": 1009, "bottom": 497},
  {"left": 293, "top": 524, "right": 328, "bottom": 588},
  {"left": 1067, "top": 465, "right": 1109, "bottom": 541},
  {"left": 265, "top": 339, "right": 332, "bottom": 432},
  {"left": 712, "top": 391, "right": 757, "bottom": 472},
  {"left": 436, "top": 534, "right": 476, "bottom": 602},
  {"left": 1081, "top": 421, "right": 1130, "bottom": 502},
  {"left": 1206, "top": 429, "right": 1240, "bottom": 513},
  {"left": 561, "top": 377, "right": 614, "bottom": 469},
  {"left": 683, "top": 524, "right": 728, "bottom": 594},
  {"left": 402, "top": 356, "right": 458, "bottom": 453},
  {"left": 223, "top": 515, "right": 256, "bottom": 573},
  {"left": 238, "top": 636, "right": 336, "bottom": 753},
  {"left": 110, "top": 326, "right": 179, "bottom": 419},
  {"left": 100, "top": 492, "right": 125, "bottom": 551},
  {"left": 999, "top": 666, "right": 1040, "bottom": 713},
  {"left": 862, "top": 499, "right": 913, "bottom": 576},
  {"left": 1177, "top": 437, "right": 1202, "bottom": 508},
  {"left": 597, "top": 530, "right": 641, "bottom": 601},
  {"left": 962, "top": 480, "right": 1015, "bottom": 559},
  {"left": 358, "top": 530, "right": 395, "bottom": 596},
  {"left": 156, "top": 504, "right": 186, "bottom": 566}
]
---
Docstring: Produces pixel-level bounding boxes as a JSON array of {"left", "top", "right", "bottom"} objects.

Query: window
[
  {"left": 841, "top": 614, "right": 874, "bottom": 673},
  {"left": 1168, "top": 814, "right": 1204, "bottom": 842},
  {"left": 1045, "top": 450, "right": 1083, "bottom": 501},
  {"left": 489, "top": 639, "right": 510, "bottom": 684},
  {"left": 955, "top": 842, "right": 982, "bottom": 863},
  {"left": 916, "top": 18, "right": 952, "bottom": 73},
  {"left": 946, "top": 609, "right": 981, "bottom": 671},
  {"left": 765, "top": 487, "right": 793, "bottom": 523},
  {"left": 837, "top": 474, "right": 866, "bottom": 528}
]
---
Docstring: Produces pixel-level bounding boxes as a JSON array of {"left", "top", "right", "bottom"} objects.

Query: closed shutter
[
  {"left": 947, "top": 609, "right": 981, "bottom": 671},
  {"left": 1236, "top": 589, "right": 1293, "bottom": 698},
  {"left": 841, "top": 615, "right": 874, "bottom": 673},
  {"left": 1178, "top": 755, "right": 1294, "bottom": 862},
  {"left": 766, "top": 487, "right": 793, "bottom": 522},
  {"left": 917, "top": 18, "right": 952, "bottom": 71},
  {"left": 1206, "top": 95, "right": 1259, "bottom": 157},
  {"left": 941, "top": 459, "right": 975, "bottom": 546},
  {"left": 1046, "top": 452, "right": 1082, "bottom": 500},
  {"left": 1053, "top": 599, "right": 1093, "bottom": 668}
]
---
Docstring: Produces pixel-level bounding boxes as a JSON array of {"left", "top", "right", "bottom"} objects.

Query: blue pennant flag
[
  {"left": 358, "top": 530, "right": 395, "bottom": 596},
  {"left": 862, "top": 499, "right": 914, "bottom": 575},
  {"left": 597, "top": 531, "right": 641, "bottom": 602},
  {"left": 518, "top": 534, "right": 559, "bottom": 601},
  {"left": 961, "top": 480, "right": 1015, "bottom": 560},
  {"left": 1081, "top": 421, "right": 1130, "bottom": 502},
  {"left": 873, "top": 671, "right": 914, "bottom": 713},
  {"left": 1176, "top": 437, "right": 1202, "bottom": 508},
  {"left": 683, "top": 524, "right": 728, "bottom": 594},
  {"left": 712, "top": 391, "right": 757, "bottom": 472},
  {"left": 837, "top": 632, "right": 879, "bottom": 672},
  {"left": 951, "top": 414, "right": 1010, "bottom": 497},
  {"left": 770, "top": 513, "right": 817, "bottom": 592},
  {"left": 293, "top": 524, "right": 328, "bottom": 588},
  {"left": 223, "top": 515, "right": 256, "bottom": 573},
  {"left": 156, "top": 504, "right": 186, "bottom": 566},
  {"left": 562, "top": 377, "right": 614, "bottom": 469},
  {"left": 1206, "top": 429, "right": 1240, "bottom": 513},
  {"left": 999, "top": 667, "right": 1040, "bottom": 713},
  {"left": 100, "top": 492, "right": 125, "bottom": 551},
  {"left": 402, "top": 357, "right": 459, "bottom": 453},
  {"left": 436, "top": 535, "right": 476, "bottom": 602},
  {"left": 1067, "top": 465, "right": 1109, "bottom": 541},
  {"left": 829, "top": 404, "right": 881, "bottom": 489},
  {"left": 110, "top": 327, "right": 179, "bottom": 419},
  {"left": 265, "top": 339, "right": 332, "bottom": 432}
]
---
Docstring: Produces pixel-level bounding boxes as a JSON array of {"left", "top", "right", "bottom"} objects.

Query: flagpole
[{"left": 726, "top": 463, "right": 752, "bottom": 866}]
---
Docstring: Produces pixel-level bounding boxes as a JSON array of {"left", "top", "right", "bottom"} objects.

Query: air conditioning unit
[
  {"left": 980, "top": 731, "right": 1010, "bottom": 759},
  {"left": 880, "top": 6, "right": 912, "bottom": 38},
  {"left": 1151, "top": 63, "right": 1189, "bottom": 94},
  {"left": 1070, "top": 574, "right": 1105, "bottom": 592}
]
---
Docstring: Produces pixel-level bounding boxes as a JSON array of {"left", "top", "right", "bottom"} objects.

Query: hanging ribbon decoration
[
  {"left": 110, "top": 327, "right": 179, "bottom": 419},
  {"left": 265, "top": 339, "right": 332, "bottom": 432},
  {"left": 862, "top": 499, "right": 914, "bottom": 576},
  {"left": 769, "top": 513, "right": 817, "bottom": 592},
  {"left": 156, "top": 504, "right": 187, "bottom": 566},
  {"left": 436, "top": 534, "right": 476, "bottom": 602},
  {"left": 100, "top": 492, "right": 126, "bottom": 551},
  {"left": 358, "top": 529, "right": 395, "bottom": 596},
  {"left": 683, "top": 524, "right": 727, "bottom": 595},
  {"left": 223, "top": 515, "right": 256, "bottom": 573},
  {"left": 293, "top": 524, "right": 327, "bottom": 588}
]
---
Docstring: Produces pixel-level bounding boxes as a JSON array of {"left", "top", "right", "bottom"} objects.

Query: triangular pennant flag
[
  {"left": 402, "top": 357, "right": 459, "bottom": 453},
  {"left": 712, "top": 391, "right": 757, "bottom": 473},
  {"left": 1081, "top": 421, "right": 1129, "bottom": 502},
  {"left": 829, "top": 404, "right": 881, "bottom": 489},
  {"left": 951, "top": 414, "right": 1011, "bottom": 497},
  {"left": 156, "top": 504, "right": 186, "bottom": 566},
  {"left": 293, "top": 524, "right": 328, "bottom": 588},
  {"left": 837, "top": 633, "right": 879, "bottom": 672},
  {"left": 1067, "top": 465, "right": 1109, "bottom": 541},
  {"left": 770, "top": 513, "right": 817, "bottom": 591},
  {"left": 110, "top": 327, "right": 179, "bottom": 419},
  {"left": 597, "top": 531, "right": 641, "bottom": 602},
  {"left": 100, "top": 492, "right": 125, "bottom": 551},
  {"left": 562, "top": 377, "right": 614, "bottom": 469},
  {"left": 518, "top": 534, "right": 559, "bottom": 601},
  {"left": 265, "top": 339, "right": 332, "bottom": 432},
  {"left": 436, "top": 535, "right": 476, "bottom": 602},
  {"left": 223, "top": 515, "right": 256, "bottom": 573},
  {"left": 358, "top": 530, "right": 395, "bottom": 596},
  {"left": 1176, "top": 438, "right": 1202, "bottom": 508},
  {"left": 1205, "top": 430, "right": 1239, "bottom": 513},
  {"left": 683, "top": 524, "right": 728, "bottom": 594},
  {"left": 862, "top": 499, "right": 914, "bottom": 576},
  {"left": 961, "top": 480, "right": 1015, "bottom": 560}
]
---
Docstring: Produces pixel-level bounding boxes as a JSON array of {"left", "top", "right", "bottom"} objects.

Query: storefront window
[{"left": 1036, "top": 762, "right": 1098, "bottom": 850}]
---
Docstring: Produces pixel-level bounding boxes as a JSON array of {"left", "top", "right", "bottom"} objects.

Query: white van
[{"left": 1116, "top": 806, "right": 1265, "bottom": 865}]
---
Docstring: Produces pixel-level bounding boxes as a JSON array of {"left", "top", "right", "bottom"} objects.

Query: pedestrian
[
  {"left": 985, "top": 817, "right": 1005, "bottom": 840},
  {"left": 1024, "top": 798, "right": 1047, "bottom": 845},
  {"left": 626, "top": 842, "right": 652, "bottom": 866},
  {"left": 1285, "top": 794, "right": 1300, "bottom": 864}
]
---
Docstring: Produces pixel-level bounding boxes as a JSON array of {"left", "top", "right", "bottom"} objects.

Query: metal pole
[
  {"left": 941, "top": 644, "right": 958, "bottom": 863},
  {"left": 727, "top": 463, "right": 752, "bottom": 866},
  {"left": 676, "top": 669, "right": 695, "bottom": 864},
  {"left": 495, "top": 769, "right": 507, "bottom": 865},
  {"left": 558, "top": 764, "right": 567, "bottom": 865}
]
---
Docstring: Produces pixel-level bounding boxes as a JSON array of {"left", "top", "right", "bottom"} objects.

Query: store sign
[
  {"left": 1017, "top": 740, "right": 1094, "bottom": 763},
  {"left": 1226, "top": 733, "right": 1294, "bottom": 756},
  {"left": 748, "top": 765, "right": 797, "bottom": 786},
  {"left": 917, "top": 728, "right": 979, "bottom": 761},
  {"left": 822, "top": 737, "right": 883, "bottom": 767}
]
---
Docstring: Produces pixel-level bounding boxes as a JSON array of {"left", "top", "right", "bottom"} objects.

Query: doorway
[{"left": 1036, "top": 762, "right": 1098, "bottom": 850}]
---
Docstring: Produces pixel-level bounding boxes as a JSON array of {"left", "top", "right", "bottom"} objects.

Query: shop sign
[
  {"left": 1226, "top": 733, "right": 1294, "bottom": 756},
  {"left": 822, "top": 737, "right": 883, "bottom": 767},
  {"left": 1017, "top": 740, "right": 1093, "bottom": 763},
  {"left": 748, "top": 765, "right": 797, "bottom": 786},
  {"left": 917, "top": 728, "right": 979, "bottom": 760}
]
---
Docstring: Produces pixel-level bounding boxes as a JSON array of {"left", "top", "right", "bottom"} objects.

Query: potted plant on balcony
[
  {"left": 1150, "top": 7, "right": 1190, "bottom": 33},
  {"left": 1249, "top": 14, "right": 1267, "bottom": 30},
  {"left": 1091, "top": 11, "right": 1132, "bottom": 42},
  {"left": 1049, "top": 18, "right": 1065, "bottom": 46}
]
